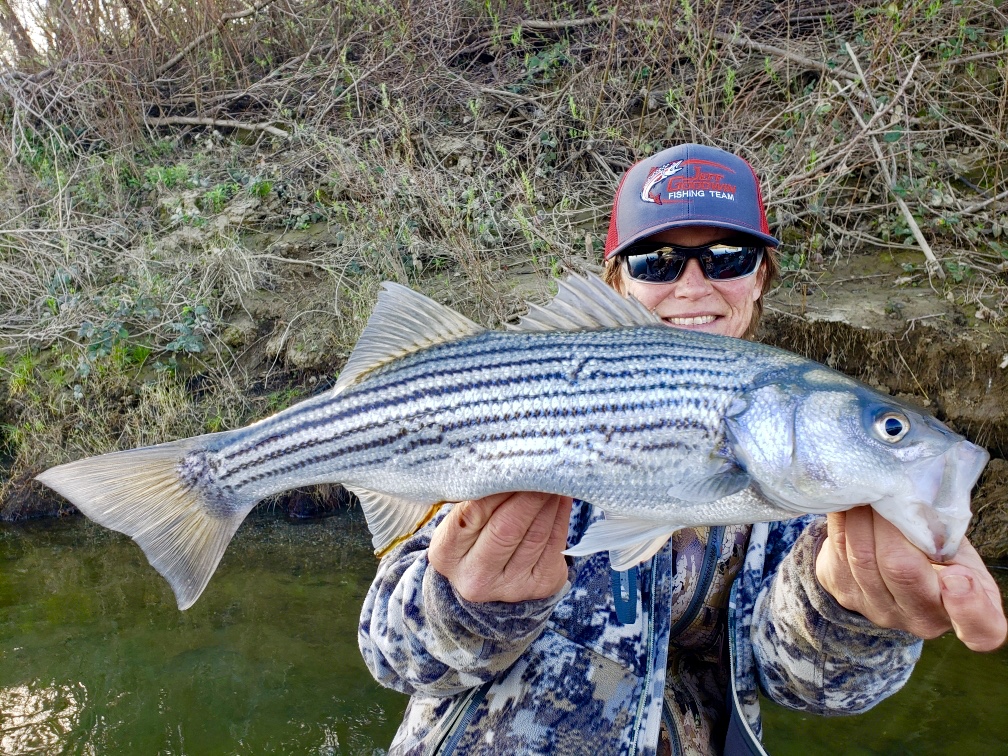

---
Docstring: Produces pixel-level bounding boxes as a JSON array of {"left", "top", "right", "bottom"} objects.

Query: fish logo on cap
[
  {"left": 640, "top": 160, "right": 684, "bottom": 204},
  {"left": 642, "top": 159, "right": 738, "bottom": 205}
]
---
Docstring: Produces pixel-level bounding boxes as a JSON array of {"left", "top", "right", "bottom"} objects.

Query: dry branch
[
  {"left": 961, "top": 188, "right": 1008, "bottom": 216},
  {"left": 145, "top": 115, "right": 289, "bottom": 138},
  {"left": 711, "top": 31, "right": 858, "bottom": 84},
  {"left": 156, "top": 0, "right": 278, "bottom": 76}
]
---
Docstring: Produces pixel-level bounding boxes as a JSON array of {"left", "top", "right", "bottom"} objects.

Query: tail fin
[{"left": 36, "top": 439, "right": 257, "bottom": 610}]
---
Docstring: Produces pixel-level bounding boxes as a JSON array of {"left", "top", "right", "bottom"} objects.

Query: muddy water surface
[{"left": 2, "top": 510, "right": 1005, "bottom": 755}]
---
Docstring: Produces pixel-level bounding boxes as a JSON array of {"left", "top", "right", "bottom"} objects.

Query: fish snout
[{"left": 952, "top": 441, "right": 990, "bottom": 490}]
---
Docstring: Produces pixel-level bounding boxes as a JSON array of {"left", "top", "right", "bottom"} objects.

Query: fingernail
[{"left": 941, "top": 574, "right": 972, "bottom": 596}]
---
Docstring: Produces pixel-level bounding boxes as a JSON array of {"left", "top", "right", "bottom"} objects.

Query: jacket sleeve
[
  {"left": 750, "top": 516, "right": 923, "bottom": 714},
  {"left": 358, "top": 506, "right": 573, "bottom": 697}
]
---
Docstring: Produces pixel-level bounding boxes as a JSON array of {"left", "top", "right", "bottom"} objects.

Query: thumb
[{"left": 935, "top": 564, "right": 1008, "bottom": 652}]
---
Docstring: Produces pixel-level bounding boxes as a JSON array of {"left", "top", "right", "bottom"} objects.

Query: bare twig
[
  {"left": 844, "top": 43, "right": 945, "bottom": 280},
  {"left": 156, "top": 0, "right": 278, "bottom": 76},
  {"left": 960, "top": 188, "right": 1008, "bottom": 216},
  {"left": 712, "top": 31, "right": 858, "bottom": 83},
  {"left": 145, "top": 115, "right": 289, "bottom": 138}
]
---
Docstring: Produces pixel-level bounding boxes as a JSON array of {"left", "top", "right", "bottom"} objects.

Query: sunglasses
[{"left": 622, "top": 241, "right": 764, "bottom": 284}]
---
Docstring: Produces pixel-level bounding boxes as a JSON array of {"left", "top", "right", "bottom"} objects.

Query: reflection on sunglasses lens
[{"left": 624, "top": 244, "right": 762, "bottom": 283}]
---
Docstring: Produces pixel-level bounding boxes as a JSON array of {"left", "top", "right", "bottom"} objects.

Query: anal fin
[{"left": 347, "top": 486, "right": 444, "bottom": 556}]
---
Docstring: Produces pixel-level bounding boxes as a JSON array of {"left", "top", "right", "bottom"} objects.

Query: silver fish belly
[{"left": 36, "top": 274, "right": 989, "bottom": 609}]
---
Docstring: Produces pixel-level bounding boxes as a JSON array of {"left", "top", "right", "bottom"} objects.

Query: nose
[{"left": 673, "top": 258, "right": 713, "bottom": 297}]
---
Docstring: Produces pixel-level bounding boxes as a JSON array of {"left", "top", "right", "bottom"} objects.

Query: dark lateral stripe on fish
[
  {"left": 221, "top": 329, "right": 746, "bottom": 447},
  {"left": 214, "top": 344, "right": 744, "bottom": 471},
  {"left": 218, "top": 366, "right": 725, "bottom": 463},
  {"left": 212, "top": 378, "right": 735, "bottom": 489},
  {"left": 220, "top": 349, "right": 739, "bottom": 468},
  {"left": 233, "top": 416, "right": 706, "bottom": 487},
  {"left": 216, "top": 386, "right": 724, "bottom": 490}
]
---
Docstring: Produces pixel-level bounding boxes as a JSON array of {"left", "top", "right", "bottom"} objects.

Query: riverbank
[{"left": 1, "top": 1, "right": 1006, "bottom": 555}]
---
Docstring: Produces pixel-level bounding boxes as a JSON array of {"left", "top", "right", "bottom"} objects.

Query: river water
[{"left": 2, "top": 509, "right": 1005, "bottom": 755}]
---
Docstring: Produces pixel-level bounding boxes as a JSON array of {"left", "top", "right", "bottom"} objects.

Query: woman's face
[{"left": 619, "top": 226, "right": 767, "bottom": 340}]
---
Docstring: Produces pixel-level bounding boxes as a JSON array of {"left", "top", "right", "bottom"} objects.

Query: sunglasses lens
[
  {"left": 706, "top": 245, "right": 762, "bottom": 280},
  {"left": 623, "top": 243, "right": 762, "bottom": 283},
  {"left": 624, "top": 248, "right": 685, "bottom": 283}
]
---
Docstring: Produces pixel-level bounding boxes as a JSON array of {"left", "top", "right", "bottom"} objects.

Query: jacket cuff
[{"left": 423, "top": 560, "right": 572, "bottom": 645}]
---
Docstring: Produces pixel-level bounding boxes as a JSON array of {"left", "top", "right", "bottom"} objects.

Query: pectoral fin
[
  {"left": 564, "top": 514, "right": 680, "bottom": 569},
  {"left": 667, "top": 459, "right": 751, "bottom": 503}
]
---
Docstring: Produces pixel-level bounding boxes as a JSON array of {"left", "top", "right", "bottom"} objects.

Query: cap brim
[{"left": 605, "top": 220, "right": 780, "bottom": 260}]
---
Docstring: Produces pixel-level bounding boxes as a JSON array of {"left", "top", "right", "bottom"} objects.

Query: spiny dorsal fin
[
  {"left": 512, "top": 273, "right": 661, "bottom": 332},
  {"left": 334, "top": 282, "right": 485, "bottom": 392}
]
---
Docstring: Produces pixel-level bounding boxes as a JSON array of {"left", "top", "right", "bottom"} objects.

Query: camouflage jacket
[{"left": 359, "top": 499, "right": 923, "bottom": 755}]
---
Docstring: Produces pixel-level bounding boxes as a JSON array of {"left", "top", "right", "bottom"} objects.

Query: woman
[{"left": 359, "top": 144, "right": 1005, "bottom": 755}]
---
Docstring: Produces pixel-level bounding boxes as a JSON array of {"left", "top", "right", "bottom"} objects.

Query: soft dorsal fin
[
  {"left": 512, "top": 273, "right": 661, "bottom": 332},
  {"left": 334, "top": 282, "right": 485, "bottom": 392}
]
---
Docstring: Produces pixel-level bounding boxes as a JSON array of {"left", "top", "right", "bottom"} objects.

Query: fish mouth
[
  {"left": 875, "top": 441, "right": 989, "bottom": 562},
  {"left": 931, "top": 441, "right": 989, "bottom": 560}
]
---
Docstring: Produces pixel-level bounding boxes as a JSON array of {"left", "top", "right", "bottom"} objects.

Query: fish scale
[
  {"left": 202, "top": 327, "right": 786, "bottom": 522},
  {"left": 36, "top": 274, "right": 989, "bottom": 610}
]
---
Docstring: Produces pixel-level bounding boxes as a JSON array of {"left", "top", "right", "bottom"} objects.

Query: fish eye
[{"left": 875, "top": 411, "right": 909, "bottom": 443}]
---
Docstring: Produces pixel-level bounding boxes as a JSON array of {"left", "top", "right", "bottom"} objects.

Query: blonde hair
[{"left": 602, "top": 245, "right": 780, "bottom": 340}]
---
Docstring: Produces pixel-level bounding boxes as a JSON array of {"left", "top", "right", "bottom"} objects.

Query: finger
[
  {"left": 816, "top": 511, "right": 859, "bottom": 610},
  {"left": 471, "top": 491, "right": 556, "bottom": 574},
  {"left": 429, "top": 493, "right": 513, "bottom": 573},
  {"left": 545, "top": 496, "right": 574, "bottom": 555},
  {"left": 825, "top": 510, "right": 849, "bottom": 555},
  {"left": 942, "top": 539, "right": 1004, "bottom": 608},
  {"left": 516, "top": 495, "right": 573, "bottom": 574},
  {"left": 820, "top": 510, "right": 851, "bottom": 582},
  {"left": 934, "top": 565, "right": 1008, "bottom": 651},
  {"left": 505, "top": 493, "right": 564, "bottom": 573},
  {"left": 839, "top": 506, "right": 895, "bottom": 617},
  {"left": 933, "top": 540, "right": 1008, "bottom": 652},
  {"left": 871, "top": 513, "right": 946, "bottom": 634}
]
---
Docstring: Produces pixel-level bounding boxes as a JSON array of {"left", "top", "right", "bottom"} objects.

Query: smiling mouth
[{"left": 663, "top": 315, "right": 718, "bottom": 326}]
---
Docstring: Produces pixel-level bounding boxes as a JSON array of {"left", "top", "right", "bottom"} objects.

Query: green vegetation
[{"left": 1, "top": 0, "right": 1006, "bottom": 516}]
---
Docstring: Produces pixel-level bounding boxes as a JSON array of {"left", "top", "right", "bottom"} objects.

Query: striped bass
[{"left": 37, "top": 274, "right": 989, "bottom": 610}]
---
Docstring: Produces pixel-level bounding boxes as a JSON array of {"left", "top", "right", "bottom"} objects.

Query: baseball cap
[{"left": 604, "top": 143, "right": 779, "bottom": 260}]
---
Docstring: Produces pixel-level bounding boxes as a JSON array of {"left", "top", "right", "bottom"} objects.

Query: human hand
[
  {"left": 815, "top": 506, "right": 1007, "bottom": 652},
  {"left": 428, "top": 492, "right": 573, "bottom": 604}
]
